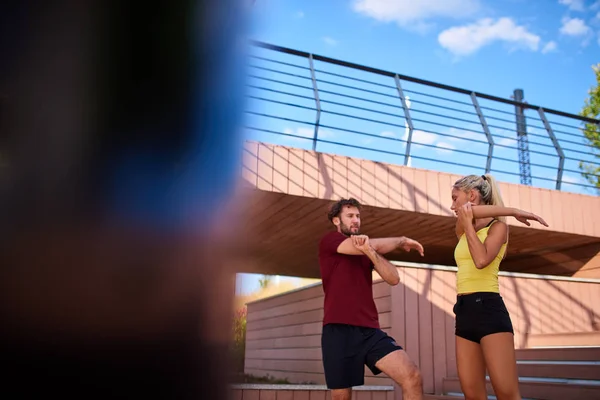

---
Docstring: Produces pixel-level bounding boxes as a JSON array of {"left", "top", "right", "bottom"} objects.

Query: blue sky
[
  {"left": 237, "top": 0, "right": 600, "bottom": 293},
  {"left": 248, "top": 0, "right": 599, "bottom": 113}
]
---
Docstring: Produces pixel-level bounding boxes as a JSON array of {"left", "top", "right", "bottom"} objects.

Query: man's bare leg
[{"left": 375, "top": 349, "right": 423, "bottom": 400}]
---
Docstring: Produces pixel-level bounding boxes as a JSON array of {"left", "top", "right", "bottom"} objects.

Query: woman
[{"left": 450, "top": 174, "right": 547, "bottom": 400}]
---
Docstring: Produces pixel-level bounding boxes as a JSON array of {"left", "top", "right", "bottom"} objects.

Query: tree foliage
[
  {"left": 579, "top": 63, "right": 600, "bottom": 190},
  {"left": 258, "top": 274, "right": 272, "bottom": 289},
  {"left": 231, "top": 307, "right": 247, "bottom": 373}
]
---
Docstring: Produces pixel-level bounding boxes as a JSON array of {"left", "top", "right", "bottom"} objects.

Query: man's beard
[{"left": 340, "top": 222, "right": 359, "bottom": 236}]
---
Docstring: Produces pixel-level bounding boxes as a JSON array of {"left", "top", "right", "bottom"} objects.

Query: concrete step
[
  {"left": 443, "top": 376, "right": 600, "bottom": 400},
  {"left": 527, "top": 331, "right": 600, "bottom": 347},
  {"left": 425, "top": 394, "right": 536, "bottom": 400},
  {"left": 517, "top": 360, "right": 600, "bottom": 380},
  {"left": 516, "top": 346, "right": 600, "bottom": 361}
]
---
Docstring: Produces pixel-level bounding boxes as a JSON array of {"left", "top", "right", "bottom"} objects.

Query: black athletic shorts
[
  {"left": 321, "top": 323, "right": 403, "bottom": 389},
  {"left": 453, "top": 292, "right": 514, "bottom": 343}
]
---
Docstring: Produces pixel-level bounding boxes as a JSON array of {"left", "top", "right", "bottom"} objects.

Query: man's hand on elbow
[{"left": 351, "top": 235, "right": 372, "bottom": 254}]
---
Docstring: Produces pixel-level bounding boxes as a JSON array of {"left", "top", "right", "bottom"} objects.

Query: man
[
  {"left": 0, "top": 1, "right": 247, "bottom": 399},
  {"left": 319, "top": 198, "right": 425, "bottom": 400}
]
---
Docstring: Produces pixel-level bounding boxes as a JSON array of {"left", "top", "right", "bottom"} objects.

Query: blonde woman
[{"left": 450, "top": 174, "right": 547, "bottom": 400}]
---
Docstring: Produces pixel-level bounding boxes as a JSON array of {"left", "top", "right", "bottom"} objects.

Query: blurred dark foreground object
[{"left": 0, "top": 1, "right": 249, "bottom": 398}]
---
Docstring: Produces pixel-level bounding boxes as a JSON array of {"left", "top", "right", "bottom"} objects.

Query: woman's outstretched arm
[{"left": 455, "top": 204, "right": 548, "bottom": 238}]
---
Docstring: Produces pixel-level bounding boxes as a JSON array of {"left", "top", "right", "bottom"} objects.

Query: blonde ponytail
[
  {"left": 482, "top": 173, "right": 506, "bottom": 222},
  {"left": 453, "top": 173, "right": 506, "bottom": 222},
  {"left": 482, "top": 174, "right": 503, "bottom": 206}
]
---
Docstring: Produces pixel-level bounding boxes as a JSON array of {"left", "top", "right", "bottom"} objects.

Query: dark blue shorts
[
  {"left": 453, "top": 292, "right": 514, "bottom": 343},
  {"left": 321, "top": 323, "right": 403, "bottom": 389}
]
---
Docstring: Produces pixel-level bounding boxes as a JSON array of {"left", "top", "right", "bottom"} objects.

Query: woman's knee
[
  {"left": 492, "top": 386, "right": 520, "bottom": 400},
  {"left": 460, "top": 382, "right": 487, "bottom": 400},
  {"left": 330, "top": 389, "right": 351, "bottom": 400},
  {"left": 462, "top": 389, "right": 487, "bottom": 400}
]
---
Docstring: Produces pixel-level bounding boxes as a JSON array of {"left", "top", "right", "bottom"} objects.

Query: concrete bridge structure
[{"left": 237, "top": 140, "right": 600, "bottom": 280}]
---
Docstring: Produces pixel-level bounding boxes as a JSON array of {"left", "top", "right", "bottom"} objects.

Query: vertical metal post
[
  {"left": 538, "top": 107, "right": 565, "bottom": 190},
  {"left": 308, "top": 54, "right": 321, "bottom": 151},
  {"left": 514, "top": 89, "right": 532, "bottom": 185},
  {"left": 395, "top": 74, "right": 414, "bottom": 166},
  {"left": 470, "top": 93, "right": 494, "bottom": 173}
]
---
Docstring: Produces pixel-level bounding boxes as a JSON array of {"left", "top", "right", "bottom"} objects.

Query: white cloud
[
  {"left": 366, "top": 131, "right": 404, "bottom": 145},
  {"left": 398, "top": 97, "right": 440, "bottom": 146},
  {"left": 283, "top": 127, "right": 312, "bottom": 141},
  {"left": 352, "top": 0, "right": 480, "bottom": 28},
  {"left": 497, "top": 137, "right": 517, "bottom": 147},
  {"left": 436, "top": 142, "right": 456, "bottom": 154},
  {"left": 283, "top": 127, "right": 334, "bottom": 142},
  {"left": 323, "top": 37, "right": 339, "bottom": 46},
  {"left": 403, "top": 129, "right": 438, "bottom": 145},
  {"left": 554, "top": 173, "right": 585, "bottom": 188},
  {"left": 446, "top": 127, "right": 485, "bottom": 142},
  {"left": 559, "top": 0, "right": 585, "bottom": 11},
  {"left": 488, "top": 128, "right": 518, "bottom": 148},
  {"left": 542, "top": 41, "right": 558, "bottom": 53},
  {"left": 438, "top": 18, "right": 540, "bottom": 57},
  {"left": 560, "top": 17, "right": 591, "bottom": 36},
  {"left": 562, "top": 174, "right": 583, "bottom": 185}
]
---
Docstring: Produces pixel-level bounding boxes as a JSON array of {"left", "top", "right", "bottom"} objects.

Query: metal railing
[{"left": 244, "top": 40, "right": 600, "bottom": 194}]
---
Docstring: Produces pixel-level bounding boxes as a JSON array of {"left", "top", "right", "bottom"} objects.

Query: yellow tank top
[{"left": 454, "top": 220, "right": 506, "bottom": 294}]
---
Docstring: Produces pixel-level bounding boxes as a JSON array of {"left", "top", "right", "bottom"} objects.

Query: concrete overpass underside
[{"left": 237, "top": 141, "right": 600, "bottom": 279}]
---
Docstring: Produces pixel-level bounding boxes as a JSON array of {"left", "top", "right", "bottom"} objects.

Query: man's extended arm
[
  {"left": 369, "top": 237, "right": 408, "bottom": 254},
  {"left": 337, "top": 236, "right": 403, "bottom": 255},
  {"left": 337, "top": 236, "right": 424, "bottom": 256}
]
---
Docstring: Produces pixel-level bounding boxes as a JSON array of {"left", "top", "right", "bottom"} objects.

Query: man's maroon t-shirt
[{"left": 318, "top": 231, "right": 380, "bottom": 329}]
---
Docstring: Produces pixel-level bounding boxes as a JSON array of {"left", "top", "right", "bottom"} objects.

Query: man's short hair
[{"left": 327, "top": 198, "right": 362, "bottom": 222}]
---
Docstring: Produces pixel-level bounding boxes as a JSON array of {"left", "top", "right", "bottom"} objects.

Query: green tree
[
  {"left": 231, "top": 307, "right": 247, "bottom": 374},
  {"left": 258, "top": 274, "right": 272, "bottom": 289},
  {"left": 579, "top": 63, "right": 600, "bottom": 190}
]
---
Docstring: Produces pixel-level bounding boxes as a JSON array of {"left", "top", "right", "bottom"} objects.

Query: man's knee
[
  {"left": 376, "top": 350, "right": 423, "bottom": 391},
  {"left": 402, "top": 362, "right": 423, "bottom": 390}
]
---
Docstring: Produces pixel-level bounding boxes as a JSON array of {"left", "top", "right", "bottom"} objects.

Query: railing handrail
[
  {"left": 247, "top": 40, "right": 600, "bottom": 193},
  {"left": 244, "top": 262, "right": 600, "bottom": 306},
  {"left": 250, "top": 40, "right": 600, "bottom": 126}
]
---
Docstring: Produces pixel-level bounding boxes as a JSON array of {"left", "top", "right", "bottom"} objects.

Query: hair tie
[{"left": 481, "top": 175, "right": 487, "bottom": 181}]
